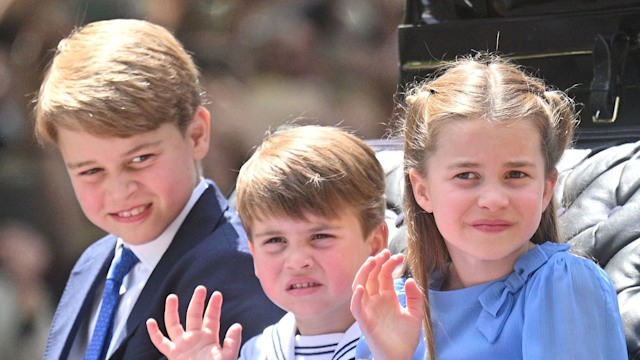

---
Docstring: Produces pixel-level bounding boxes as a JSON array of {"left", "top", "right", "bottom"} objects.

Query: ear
[
  {"left": 248, "top": 238, "right": 255, "bottom": 255},
  {"left": 187, "top": 106, "right": 211, "bottom": 160},
  {"left": 248, "top": 240, "right": 259, "bottom": 277},
  {"left": 409, "top": 168, "right": 433, "bottom": 213},
  {"left": 542, "top": 169, "right": 558, "bottom": 210},
  {"left": 367, "top": 221, "right": 389, "bottom": 256}
]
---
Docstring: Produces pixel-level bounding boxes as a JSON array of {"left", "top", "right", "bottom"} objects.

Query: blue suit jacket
[{"left": 43, "top": 180, "right": 285, "bottom": 359}]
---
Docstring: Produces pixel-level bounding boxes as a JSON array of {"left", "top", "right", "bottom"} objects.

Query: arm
[
  {"left": 146, "top": 286, "right": 242, "bottom": 360},
  {"left": 351, "top": 249, "right": 424, "bottom": 360}
]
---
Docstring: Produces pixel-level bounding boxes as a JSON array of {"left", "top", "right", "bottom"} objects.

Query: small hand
[
  {"left": 146, "top": 285, "right": 242, "bottom": 360},
  {"left": 351, "top": 249, "right": 423, "bottom": 360}
]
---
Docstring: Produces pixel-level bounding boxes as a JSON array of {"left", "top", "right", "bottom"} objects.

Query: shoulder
[
  {"left": 519, "top": 243, "right": 627, "bottom": 357},
  {"left": 530, "top": 243, "right": 613, "bottom": 288},
  {"left": 526, "top": 242, "right": 618, "bottom": 306},
  {"left": 70, "top": 234, "right": 117, "bottom": 270},
  {"left": 189, "top": 180, "right": 249, "bottom": 252},
  {"left": 239, "top": 331, "right": 267, "bottom": 360},
  {"left": 239, "top": 313, "right": 293, "bottom": 360}
]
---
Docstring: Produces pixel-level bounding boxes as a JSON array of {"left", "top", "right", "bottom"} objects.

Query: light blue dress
[{"left": 356, "top": 242, "right": 627, "bottom": 359}]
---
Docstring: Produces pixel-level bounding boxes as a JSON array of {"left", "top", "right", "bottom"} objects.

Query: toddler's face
[
  {"left": 56, "top": 113, "right": 209, "bottom": 245},
  {"left": 248, "top": 209, "right": 386, "bottom": 335}
]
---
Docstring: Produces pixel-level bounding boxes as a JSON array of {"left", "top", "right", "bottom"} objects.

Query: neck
[
  {"left": 295, "top": 308, "right": 355, "bottom": 336},
  {"left": 445, "top": 241, "right": 534, "bottom": 290}
]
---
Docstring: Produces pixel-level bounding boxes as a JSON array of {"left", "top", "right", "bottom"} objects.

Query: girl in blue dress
[{"left": 351, "top": 54, "right": 628, "bottom": 360}]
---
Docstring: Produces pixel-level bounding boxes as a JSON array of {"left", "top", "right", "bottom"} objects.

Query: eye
[
  {"left": 131, "top": 154, "right": 153, "bottom": 164},
  {"left": 311, "top": 233, "right": 336, "bottom": 248},
  {"left": 455, "top": 172, "right": 478, "bottom": 180},
  {"left": 264, "top": 237, "right": 285, "bottom": 245},
  {"left": 78, "top": 167, "right": 103, "bottom": 176},
  {"left": 312, "top": 233, "right": 333, "bottom": 240},
  {"left": 507, "top": 171, "right": 527, "bottom": 179}
]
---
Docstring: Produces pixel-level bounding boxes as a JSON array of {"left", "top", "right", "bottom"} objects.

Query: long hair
[{"left": 400, "top": 54, "right": 577, "bottom": 359}]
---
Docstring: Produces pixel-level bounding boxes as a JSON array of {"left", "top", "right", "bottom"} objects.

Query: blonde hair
[
  {"left": 401, "top": 55, "right": 577, "bottom": 359},
  {"left": 34, "top": 19, "right": 202, "bottom": 144},
  {"left": 236, "top": 125, "right": 386, "bottom": 238}
]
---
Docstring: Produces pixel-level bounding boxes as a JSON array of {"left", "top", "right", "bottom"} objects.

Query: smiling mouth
[
  {"left": 116, "top": 205, "right": 149, "bottom": 218},
  {"left": 288, "top": 282, "right": 321, "bottom": 290}
]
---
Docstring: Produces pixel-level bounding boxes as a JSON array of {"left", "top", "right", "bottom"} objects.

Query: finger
[
  {"left": 365, "top": 249, "right": 391, "bottom": 296},
  {"left": 164, "top": 294, "right": 183, "bottom": 340},
  {"left": 220, "top": 323, "right": 242, "bottom": 359},
  {"left": 403, "top": 278, "right": 424, "bottom": 319},
  {"left": 185, "top": 285, "right": 208, "bottom": 332},
  {"left": 202, "top": 290, "right": 224, "bottom": 340},
  {"left": 146, "top": 318, "right": 173, "bottom": 356},
  {"left": 352, "top": 256, "right": 376, "bottom": 292},
  {"left": 378, "top": 253, "right": 405, "bottom": 291},
  {"left": 350, "top": 285, "right": 366, "bottom": 323}
]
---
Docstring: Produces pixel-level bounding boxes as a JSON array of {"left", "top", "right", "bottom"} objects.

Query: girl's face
[{"left": 410, "top": 118, "right": 557, "bottom": 286}]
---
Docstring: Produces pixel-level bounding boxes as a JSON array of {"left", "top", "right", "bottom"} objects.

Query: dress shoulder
[
  {"left": 526, "top": 242, "right": 617, "bottom": 306},
  {"left": 520, "top": 242, "right": 627, "bottom": 359}
]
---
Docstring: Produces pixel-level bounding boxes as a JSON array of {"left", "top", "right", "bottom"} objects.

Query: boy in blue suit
[{"left": 34, "top": 19, "right": 283, "bottom": 360}]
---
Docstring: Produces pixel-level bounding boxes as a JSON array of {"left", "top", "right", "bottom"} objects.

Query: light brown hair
[
  {"left": 236, "top": 125, "right": 386, "bottom": 239},
  {"left": 401, "top": 54, "right": 577, "bottom": 359},
  {"left": 34, "top": 18, "right": 202, "bottom": 144}
]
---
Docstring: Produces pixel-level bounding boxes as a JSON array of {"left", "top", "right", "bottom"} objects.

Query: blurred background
[{"left": 0, "top": 0, "right": 404, "bottom": 357}]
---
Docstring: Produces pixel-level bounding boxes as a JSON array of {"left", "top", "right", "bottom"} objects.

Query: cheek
[
  {"left": 517, "top": 190, "right": 547, "bottom": 219},
  {"left": 150, "top": 161, "right": 198, "bottom": 198},
  {"left": 432, "top": 193, "right": 465, "bottom": 218},
  {"left": 72, "top": 182, "right": 103, "bottom": 216},
  {"left": 253, "top": 255, "right": 277, "bottom": 283},
  {"left": 326, "top": 254, "right": 363, "bottom": 289}
]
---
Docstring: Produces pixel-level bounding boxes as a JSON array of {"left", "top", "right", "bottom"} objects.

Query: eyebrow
[
  {"left": 65, "top": 139, "right": 163, "bottom": 170},
  {"left": 448, "top": 160, "right": 536, "bottom": 169},
  {"left": 66, "top": 160, "right": 96, "bottom": 170},
  {"left": 253, "top": 223, "right": 343, "bottom": 238},
  {"left": 505, "top": 160, "right": 536, "bottom": 168}
]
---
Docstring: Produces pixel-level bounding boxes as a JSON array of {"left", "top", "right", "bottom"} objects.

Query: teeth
[
  {"left": 118, "top": 205, "right": 146, "bottom": 218},
  {"left": 291, "top": 282, "right": 316, "bottom": 289}
]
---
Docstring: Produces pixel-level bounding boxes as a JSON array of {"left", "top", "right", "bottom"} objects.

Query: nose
[
  {"left": 284, "top": 246, "right": 313, "bottom": 271},
  {"left": 106, "top": 171, "right": 138, "bottom": 200},
  {"left": 477, "top": 183, "right": 509, "bottom": 211}
]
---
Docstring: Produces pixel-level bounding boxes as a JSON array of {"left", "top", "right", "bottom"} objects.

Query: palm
[
  {"left": 159, "top": 327, "right": 220, "bottom": 360},
  {"left": 351, "top": 250, "right": 423, "bottom": 360},
  {"left": 146, "top": 286, "right": 241, "bottom": 360}
]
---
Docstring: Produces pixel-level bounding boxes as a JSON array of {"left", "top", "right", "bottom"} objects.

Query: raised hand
[
  {"left": 146, "top": 286, "right": 242, "bottom": 360},
  {"left": 351, "top": 249, "right": 423, "bottom": 360}
]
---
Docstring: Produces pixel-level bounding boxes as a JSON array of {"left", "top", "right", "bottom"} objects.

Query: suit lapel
[
  {"left": 45, "top": 238, "right": 116, "bottom": 360},
  {"left": 114, "top": 185, "right": 226, "bottom": 351}
]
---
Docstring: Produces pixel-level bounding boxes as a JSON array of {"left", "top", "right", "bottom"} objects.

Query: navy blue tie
[{"left": 84, "top": 246, "right": 139, "bottom": 360}]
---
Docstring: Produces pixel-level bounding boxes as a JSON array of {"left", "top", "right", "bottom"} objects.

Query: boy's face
[
  {"left": 56, "top": 108, "right": 210, "bottom": 245},
  {"left": 249, "top": 209, "right": 387, "bottom": 335}
]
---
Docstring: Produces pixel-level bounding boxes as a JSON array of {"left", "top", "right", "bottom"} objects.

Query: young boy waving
[{"left": 147, "top": 125, "right": 390, "bottom": 359}]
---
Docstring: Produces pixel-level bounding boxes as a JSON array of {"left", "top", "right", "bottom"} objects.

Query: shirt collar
[{"left": 117, "top": 178, "right": 209, "bottom": 270}]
